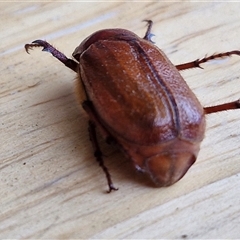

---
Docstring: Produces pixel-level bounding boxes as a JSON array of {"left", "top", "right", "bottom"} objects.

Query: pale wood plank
[{"left": 1, "top": 2, "right": 239, "bottom": 238}]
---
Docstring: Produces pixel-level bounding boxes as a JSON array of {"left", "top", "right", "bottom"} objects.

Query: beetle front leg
[
  {"left": 175, "top": 51, "right": 240, "bottom": 71},
  {"left": 204, "top": 99, "right": 240, "bottom": 114},
  {"left": 143, "top": 20, "right": 155, "bottom": 43},
  {"left": 25, "top": 40, "right": 78, "bottom": 72}
]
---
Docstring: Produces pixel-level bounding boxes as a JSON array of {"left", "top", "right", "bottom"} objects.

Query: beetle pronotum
[{"left": 25, "top": 20, "right": 240, "bottom": 192}]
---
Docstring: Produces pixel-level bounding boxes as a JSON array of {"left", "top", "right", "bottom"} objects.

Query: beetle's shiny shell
[{"left": 74, "top": 29, "right": 206, "bottom": 186}]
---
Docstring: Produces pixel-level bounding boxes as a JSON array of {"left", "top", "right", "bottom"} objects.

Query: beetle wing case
[{"left": 76, "top": 29, "right": 206, "bottom": 186}]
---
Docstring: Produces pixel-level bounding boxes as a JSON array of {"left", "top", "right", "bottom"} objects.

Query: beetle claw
[
  {"left": 107, "top": 184, "right": 119, "bottom": 193},
  {"left": 24, "top": 40, "right": 78, "bottom": 72},
  {"left": 31, "top": 40, "right": 50, "bottom": 52},
  {"left": 25, "top": 43, "right": 37, "bottom": 54}
]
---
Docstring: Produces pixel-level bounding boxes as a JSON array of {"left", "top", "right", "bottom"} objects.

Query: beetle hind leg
[
  {"left": 25, "top": 40, "right": 78, "bottom": 72},
  {"left": 175, "top": 50, "right": 240, "bottom": 71},
  {"left": 88, "top": 120, "right": 118, "bottom": 193},
  {"left": 82, "top": 100, "right": 118, "bottom": 192},
  {"left": 204, "top": 99, "right": 240, "bottom": 114}
]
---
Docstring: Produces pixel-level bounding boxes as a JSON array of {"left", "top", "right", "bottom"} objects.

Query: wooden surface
[{"left": 1, "top": 2, "right": 240, "bottom": 239}]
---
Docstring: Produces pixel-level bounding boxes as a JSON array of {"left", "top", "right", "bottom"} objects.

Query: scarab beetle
[{"left": 25, "top": 20, "right": 240, "bottom": 192}]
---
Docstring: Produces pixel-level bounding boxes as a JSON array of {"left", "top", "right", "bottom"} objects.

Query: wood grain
[{"left": 1, "top": 2, "right": 239, "bottom": 238}]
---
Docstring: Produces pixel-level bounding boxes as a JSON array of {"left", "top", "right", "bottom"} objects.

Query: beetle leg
[
  {"left": 87, "top": 120, "right": 118, "bottom": 193},
  {"left": 82, "top": 100, "right": 118, "bottom": 192},
  {"left": 204, "top": 99, "right": 240, "bottom": 114},
  {"left": 143, "top": 20, "right": 155, "bottom": 43},
  {"left": 82, "top": 100, "right": 116, "bottom": 145},
  {"left": 25, "top": 40, "right": 78, "bottom": 72},
  {"left": 175, "top": 50, "right": 240, "bottom": 71}
]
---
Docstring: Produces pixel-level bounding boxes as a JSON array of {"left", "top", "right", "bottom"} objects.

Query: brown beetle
[{"left": 25, "top": 20, "right": 240, "bottom": 192}]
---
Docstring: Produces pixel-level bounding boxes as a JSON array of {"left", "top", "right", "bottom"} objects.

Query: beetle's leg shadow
[
  {"left": 175, "top": 50, "right": 240, "bottom": 71},
  {"left": 82, "top": 100, "right": 118, "bottom": 193}
]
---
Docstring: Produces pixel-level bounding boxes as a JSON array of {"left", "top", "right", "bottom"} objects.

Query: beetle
[{"left": 25, "top": 20, "right": 240, "bottom": 192}]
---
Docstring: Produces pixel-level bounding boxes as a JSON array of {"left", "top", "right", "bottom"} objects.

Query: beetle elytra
[{"left": 25, "top": 20, "right": 240, "bottom": 192}]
